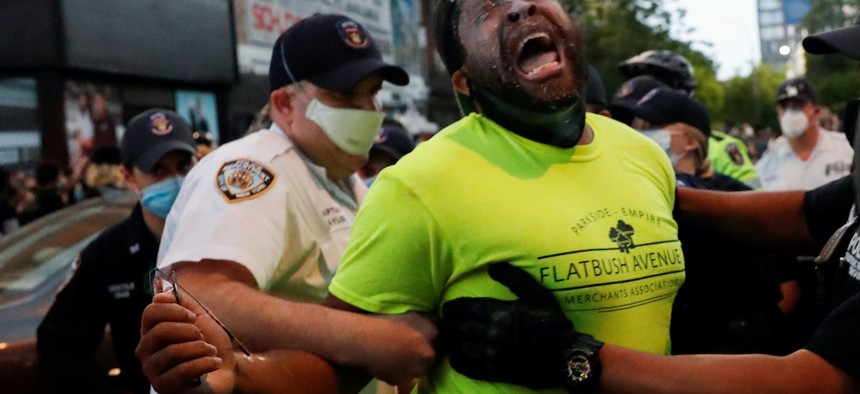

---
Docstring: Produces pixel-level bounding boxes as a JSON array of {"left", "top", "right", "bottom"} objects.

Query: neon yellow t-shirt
[{"left": 329, "top": 113, "right": 685, "bottom": 393}]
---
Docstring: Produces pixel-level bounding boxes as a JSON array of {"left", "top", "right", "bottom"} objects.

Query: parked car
[{"left": 0, "top": 192, "right": 136, "bottom": 393}]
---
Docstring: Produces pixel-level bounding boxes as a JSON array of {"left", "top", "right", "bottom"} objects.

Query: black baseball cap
[
  {"left": 269, "top": 14, "right": 409, "bottom": 92},
  {"left": 371, "top": 122, "right": 415, "bottom": 161},
  {"left": 632, "top": 88, "right": 712, "bottom": 137},
  {"left": 120, "top": 109, "right": 197, "bottom": 172},
  {"left": 802, "top": 15, "right": 860, "bottom": 60},
  {"left": 609, "top": 75, "right": 668, "bottom": 124},
  {"left": 585, "top": 65, "right": 608, "bottom": 108},
  {"left": 776, "top": 78, "right": 817, "bottom": 104}
]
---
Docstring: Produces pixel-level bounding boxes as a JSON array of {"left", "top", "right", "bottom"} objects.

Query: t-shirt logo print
[{"left": 609, "top": 220, "right": 635, "bottom": 253}]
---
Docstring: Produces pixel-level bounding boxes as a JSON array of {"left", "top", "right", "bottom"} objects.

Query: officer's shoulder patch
[
  {"left": 216, "top": 159, "right": 276, "bottom": 203},
  {"left": 725, "top": 143, "right": 745, "bottom": 165}
]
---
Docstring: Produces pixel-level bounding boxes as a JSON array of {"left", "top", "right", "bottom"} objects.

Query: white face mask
[
  {"left": 305, "top": 99, "right": 385, "bottom": 155},
  {"left": 779, "top": 109, "right": 809, "bottom": 139},
  {"left": 641, "top": 129, "right": 684, "bottom": 166}
]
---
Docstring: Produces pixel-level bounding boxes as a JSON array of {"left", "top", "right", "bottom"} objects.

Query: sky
[{"left": 669, "top": 0, "right": 761, "bottom": 81}]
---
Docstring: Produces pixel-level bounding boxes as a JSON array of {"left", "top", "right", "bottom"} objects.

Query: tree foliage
[
  {"left": 800, "top": 0, "right": 860, "bottom": 117},
  {"left": 803, "top": 0, "right": 860, "bottom": 82},
  {"left": 721, "top": 65, "right": 785, "bottom": 130},
  {"left": 560, "top": 0, "right": 718, "bottom": 102},
  {"left": 550, "top": 0, "right": 859, "bottom": 127}
]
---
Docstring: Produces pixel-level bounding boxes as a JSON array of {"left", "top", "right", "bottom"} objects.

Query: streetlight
[{"left": 779, "top": 44, "right": 792, "bottom": 56}]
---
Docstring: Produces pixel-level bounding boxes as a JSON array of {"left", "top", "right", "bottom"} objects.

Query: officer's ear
[
  {"left": 270, "top": 87, "right": 294, "bottom": 114},
  {"left": 269, "top": 86, "right": 300, "bottom": 128},
  {"left": 121, "top": 165, "right": 140, "bottom": 192}
]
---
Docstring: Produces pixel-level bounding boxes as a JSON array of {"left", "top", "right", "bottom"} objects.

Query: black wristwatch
[{"left": 560, "top": 334, "right": 604, "bottom": 393}]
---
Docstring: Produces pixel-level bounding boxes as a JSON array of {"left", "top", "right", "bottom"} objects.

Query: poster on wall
[
  {"left": 176, "top": 90, "right": 220, "bottom": 143},
  {"left": 235, "top": 0, "right": 394, "bottom": 75},
  {"left": 64, "top": 80, "right": 124, "bottom": 171},
  {"left": 0, "top": 78, "right": 41, "bottom": 168}
]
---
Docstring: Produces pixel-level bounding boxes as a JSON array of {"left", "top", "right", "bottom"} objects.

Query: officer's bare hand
[
  {"left": 359, "top": 312, "right": 438, "bottom": 385},
  {"left": 136, "top": 292, "right": 236, "bottom": 394}
]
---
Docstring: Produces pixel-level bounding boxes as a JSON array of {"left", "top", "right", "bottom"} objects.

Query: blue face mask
[
  {"left": 141, "top": 176, "right": 184, "bottom": 219},
  {"left": 363, "top": 175, "right": 377, "bottom": 188},
  {"left": 640, "top": 129, "right": 671, "bottom": 153},
  {"left": 640, "top": 129, "right": 684, "bottom": 165}
]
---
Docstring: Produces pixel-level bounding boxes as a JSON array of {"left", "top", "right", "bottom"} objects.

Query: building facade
[
  {"left": 0, "top": 0, "right": 447, "bottom": 172},
  {"left": 758, "top": 0, "right": 810, "bottom": 74},
  {"left": 0, "top": 0, "right": 237, "bottom": 171}
]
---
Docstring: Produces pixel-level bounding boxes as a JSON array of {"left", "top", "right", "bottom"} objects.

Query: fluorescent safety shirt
[
  {"left": 329, "top": 113, "right": 685, "bottom": 393},
  {"left": 158, "top": 124, "right": 365, "bottom": 302},
  {"left": 708, "top": 130, "right": 761, "bottom": 189},
  {"left": 755, "top": 130, "right": 853, "bottom": 191}
]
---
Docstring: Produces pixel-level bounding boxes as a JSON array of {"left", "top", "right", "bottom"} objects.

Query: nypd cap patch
[{"left": 216, "top": 159, "right": 276, "bottom": 203}]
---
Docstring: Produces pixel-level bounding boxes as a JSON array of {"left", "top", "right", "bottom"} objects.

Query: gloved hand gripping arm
[{"left": 442, "top": 262, "right": 602, "bottom": 391}]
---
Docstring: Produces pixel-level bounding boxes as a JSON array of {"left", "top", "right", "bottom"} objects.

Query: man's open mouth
[{"left": 516, "top": 32, "right": 562, "bottom": 80}]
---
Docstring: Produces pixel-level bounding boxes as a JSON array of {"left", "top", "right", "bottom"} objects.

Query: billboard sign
[{"left": 236, "top": 0, "right": 394, "bottom": 75}]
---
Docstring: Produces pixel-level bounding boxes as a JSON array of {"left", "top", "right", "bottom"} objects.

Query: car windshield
[{"left": 0, "top": 196, "right": 134, "bottom": 305}]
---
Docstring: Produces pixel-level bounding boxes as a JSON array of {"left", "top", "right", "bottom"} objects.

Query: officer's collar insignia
[
  {"left": 339, "top": 20, "right": 369, "bottom": 49},
  {"left": 216, "top": 159, "right": 276, "bottom": 203}
]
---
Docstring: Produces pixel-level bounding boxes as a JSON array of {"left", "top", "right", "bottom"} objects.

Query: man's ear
[
  {"left": 121, "top": 166, "right": 138, "bottom": 191},
  {"left": 451, "top": 69, "right": 471, "bottom": 95}
]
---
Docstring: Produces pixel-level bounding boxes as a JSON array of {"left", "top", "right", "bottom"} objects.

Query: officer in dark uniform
[{"left": 37, "top": 109, "right": 196, "bottom": 393}]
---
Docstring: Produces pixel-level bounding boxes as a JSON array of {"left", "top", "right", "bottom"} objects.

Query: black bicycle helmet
[{"left": 618, "top": 50, "right": 697, "bottom": 95}]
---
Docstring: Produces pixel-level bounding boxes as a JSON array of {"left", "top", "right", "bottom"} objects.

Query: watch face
[{"left": 565, "top": 353, "right": 593, "bottom": 383}]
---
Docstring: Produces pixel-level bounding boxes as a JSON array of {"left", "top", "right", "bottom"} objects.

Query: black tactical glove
[{"left": 441, "top": 262, "right": 581, "bottom": 390}]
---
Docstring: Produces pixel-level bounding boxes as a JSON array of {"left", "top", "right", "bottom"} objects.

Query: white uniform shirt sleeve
[{"left": 158, "top": 154, "right": 287, "bottom": 289}]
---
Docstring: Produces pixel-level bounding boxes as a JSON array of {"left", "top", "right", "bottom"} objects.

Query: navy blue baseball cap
[
  {"left": 609, "top": 75, "right": 668, "bottom": 124},
  {"left": 776, "top": 78, "right": 817, "bottom": 104},
  {"left": 120, "top": 109, "right": 196, "bottom": 172},
  {"left": 585, "top": 65, "right": 608, "bottom": 108},
  {"left": 269, "top": 14, "right": 409, "bottom": 92},
  {"left": 632, "top": 87, "right": 712, "bottom": 137},
  {"left": 371, "top": 122, "right": 415, "bottom": 161}
]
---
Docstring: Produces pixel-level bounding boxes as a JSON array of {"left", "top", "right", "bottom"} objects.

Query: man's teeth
[{"left": 520, "top": 33, "right": 550, "bottom": 50}]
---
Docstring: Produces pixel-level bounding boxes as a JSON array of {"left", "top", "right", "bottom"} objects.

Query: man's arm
[
  {"left": 164, "top": 259, "right": 435, "bottom": 386},
  {"left": 137, "top": 293, "right": 340, "bottom": 394},
  {"left": 323, "top": 294, "right": 438, "bottom": 391},
  {"left": 442, "top": 263, "right": 859, "bottom": 393},
  {"left": 599, "top": 347, "right": 856, "bottom": 393},
  {"left": 674, "top": 187, "right": 819, "bottom": 254}
]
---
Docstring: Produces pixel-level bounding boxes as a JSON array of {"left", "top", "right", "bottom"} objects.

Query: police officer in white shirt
[
  {"left": 756, "top": 78, "right": 853, "bottom": 191},
  {"left": 139, "top": 14, "right": 436, "bottom": 393}
]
